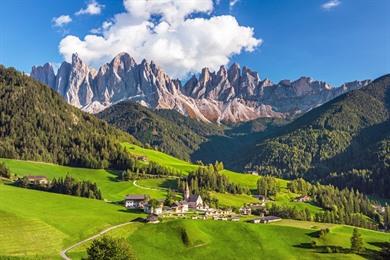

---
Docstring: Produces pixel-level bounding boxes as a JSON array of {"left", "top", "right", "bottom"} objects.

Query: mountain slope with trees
[
  {"left": 98, "top": 101, "right": 223, "bottom": 161},
  {"left": 0, "top": 65, "right": 137, "bottom": 169},
  {"left": 242, "top": 75, "right": 390, "bottom": 197}
]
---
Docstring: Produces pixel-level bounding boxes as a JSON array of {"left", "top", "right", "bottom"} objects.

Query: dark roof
[
  {"left": 125, "top": 194, "right": 147, "bottom": 201},
  {"left": 188, "top": 194, "right": 201, "bottom": 202},
  {"left": 146, "top": 214, "right": 159, "bottom": 222}
]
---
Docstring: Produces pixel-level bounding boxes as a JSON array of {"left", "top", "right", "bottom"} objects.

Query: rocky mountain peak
[
  {"left": 31, "top": 62, "right": 56, "bottom": 89},
  {"left": 31, "top": 53, "right": 371, "bottom": 123}
]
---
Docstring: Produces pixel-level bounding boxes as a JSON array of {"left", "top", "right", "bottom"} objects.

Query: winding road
[{"left": 60, "top": 222, "right": 134, "bottom": 260}]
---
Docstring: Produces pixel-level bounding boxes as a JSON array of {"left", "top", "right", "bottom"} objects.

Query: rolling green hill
[
  {"left": 98, "top": 101, "right": 222, "bottom": 161},
  {"left": 0, "top": 66, "right": 136, "bottom": 169},
  {"left": 240, "top": 75, "right": 390, "bottom": 198},
  {"left": 0, "top": 184, "right": 144, "bottom": 258},
  {"left": 68, "top": 219, "right": 389, "bottom": 260}
]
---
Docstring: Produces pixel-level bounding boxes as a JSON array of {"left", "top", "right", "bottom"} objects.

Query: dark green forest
[
  {"left": 0, "top": 66, "right": 137, "bottom": 169},
  {"left": 98, "top": 101, "right": 223, "bottom": 161},
  {"left": 244, "top": 75, "right": 390, "bottom": 197}
]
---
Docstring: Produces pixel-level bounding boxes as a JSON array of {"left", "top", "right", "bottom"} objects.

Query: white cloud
[
  {"left": 52, "top": 15, "right": 72, "bottom": 27},
  {"left": 321, "top": 0, "right": 341, "bottom": 10},
  {"left": 76, "top": 0, "right": 104, "bottom": 16},
  {"left": 59, "top": 0, "right": 261, "bottom": 78}
]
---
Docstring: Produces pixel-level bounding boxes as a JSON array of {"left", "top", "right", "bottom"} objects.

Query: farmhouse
[
  {"left": 124, "top": 194, "right": 148, "bottom": 209},
  {"left": 295, "top": 195, "right": 311, "bottom": 202},
  {"left": 251, "top": 216, "right": 282, "bottom": 224},
  {"left": 171, "top": 201, "right": 189, "bottom": 213},
  {"left": 26, "top": 176, "right": 49, "bottom": 185},
  {"left": 239, "top": 206, "right": 252, "bottom": 215},
  {"left": 144, "top": 201, "right": 164, "bottom": 215},
  {"left": 136, "top": 156, "right": 148, "bottom": 162}
]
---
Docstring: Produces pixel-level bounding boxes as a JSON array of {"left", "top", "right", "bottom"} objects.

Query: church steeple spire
[{"left": 184, "top": 182, "right": 190, "bottom": 200}]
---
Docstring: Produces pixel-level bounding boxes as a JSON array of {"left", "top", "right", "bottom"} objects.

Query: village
[{"left": 124, "top": 182, "right": 282, "bottom": 224}]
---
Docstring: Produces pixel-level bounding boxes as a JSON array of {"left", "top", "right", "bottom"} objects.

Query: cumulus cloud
[
  {"left": 52, "top": 15, "right": 72, "bottom": 27},
  {"left": 76, "top": 0, "right": 104, "bottom": 16},
  {"left": 321, "top": 0, "right": 341, "bottom": 10},
  {"left": 59, "top": 0, "right": 261, "bottom": 78}
]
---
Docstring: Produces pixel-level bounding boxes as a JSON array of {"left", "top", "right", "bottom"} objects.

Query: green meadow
[
  {"left": 0, "top": 158, "right": 166, "bottom": 201},
  {"left": 68, "top": 219, "right": 389, "bottom": 260},
  {"left": 0, "top": 184, "right": 144, "bottom": 258}
]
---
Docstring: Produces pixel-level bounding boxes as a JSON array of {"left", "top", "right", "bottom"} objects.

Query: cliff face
[{"left": 31, "top": 53, "right": 370, "bottom": 123}]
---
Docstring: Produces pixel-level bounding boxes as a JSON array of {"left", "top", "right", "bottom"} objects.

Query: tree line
[
  {"left": 178, "top": 163, "right": 249, "bottom": 195},
  {"left": 15, "top": 174, "right": 102, "bottom": 200},
  {"left": 286, "top": 178, "right": 383, "bottom": 230}
]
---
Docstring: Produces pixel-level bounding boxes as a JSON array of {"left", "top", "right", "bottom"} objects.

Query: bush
[
  {"left": 86, "top": 236, "right": 135, "bottom": 260},
  {"left": 0, "top": 162, "right": 11, "bottom": 178}
]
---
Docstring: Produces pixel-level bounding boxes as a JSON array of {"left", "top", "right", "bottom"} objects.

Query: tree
[
  {"left": 86, "top": 236, "right": 135, "bottom": 260},
  {"left": 350, "top": 228, "right": 364, "bottom": 254},
  {"left": 0, "top": 162, "right": 11, "bottom": 178}
]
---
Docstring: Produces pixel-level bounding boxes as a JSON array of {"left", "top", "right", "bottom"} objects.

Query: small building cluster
[
  {"left": 26, "top": 176, "right": 49, "bottom": 185},
  {"left": 123, "top": 182, "right": 284, "bottom": 225},
  {"left": 251, "top": 216, "right": 282, "bottom": 224}
]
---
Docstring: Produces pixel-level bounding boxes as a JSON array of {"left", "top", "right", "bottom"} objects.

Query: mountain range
[{"left": 31, "top": 53, "right": 370, "bottom": 123}]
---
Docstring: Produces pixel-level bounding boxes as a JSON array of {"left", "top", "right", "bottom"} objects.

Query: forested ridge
[
  {"left": 98, "top": 101, "right": 223, "bottom": 161},
  {"left": 0, "top": 66, "right": 137, "bottom": 169},
  {"left": 244, "top": 75, "right": 390, "bottom": 197}
]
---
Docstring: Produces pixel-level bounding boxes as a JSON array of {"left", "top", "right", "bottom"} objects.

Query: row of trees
[
  {"left": 287, "top": 178, "right": 384, "bottom": 230},
  {"left": 16, "top": 175, "right": 103, "bottom": 200},
  {"left": 257, "top": 176, "right": 279, "bottom": 198},
  {"left": 121, "top": 161, "right": 184, "bottom": 181},
  {"left": 178, "top": 165, "right": 249, "bottom": 195}
]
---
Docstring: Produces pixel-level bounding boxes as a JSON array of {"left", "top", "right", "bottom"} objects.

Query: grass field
[
  {"left": 68, "top": 219, "right": 390, "bottom": 260},
  {"left": 0, "top": 158, "right": 166, "bottom": 201},
  {"left": 0, "top": 184, "right": 144, "bottom": 258},
  {"left": 123, "top": 144, "right": 323, "bottom": 212}
]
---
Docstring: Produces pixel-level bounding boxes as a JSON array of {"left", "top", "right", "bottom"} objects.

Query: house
[
  {"left": 146, "top": 214, "right": 159, "bottom": 224},
  {"left": 26, "top": 176, "right": 49, "bottom": 185},
  {"left": 171, "top": 201, "right": 189, "bottom": 213},
  {"left": 251, "top": 216, "right": 282, "bottom": 224},
  {"left": 136, "top": 156, "right": 148, "bottom": 162},
  {"left": 124, "top": 194, "right": 148, "bottom": 209},
  {"left": 144, "top": 201, "right": 164, "bottom": 215},
  {"left": 295, "top": 195, "right": 311, "bottom": 202},
  {"left": 239, "top": 206, "right": 252, "bottom": 215}
]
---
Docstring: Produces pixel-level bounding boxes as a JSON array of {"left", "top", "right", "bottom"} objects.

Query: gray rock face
[
  {"left": 31, "top": 53, "right": 370, "bottom": 123},
  {"left": 31, "top": 63, "right": 56, "bottom": 89}
]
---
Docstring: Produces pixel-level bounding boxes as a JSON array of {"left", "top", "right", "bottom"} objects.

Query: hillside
[
  {"left": 0, "top": 66, "right": 137, "bottom": 169},
  {"left": 98, "top": 101, "right": 222, "bottom": 161},
  {"left": 68, "top": 219, "right": 388, "bottom": 260},
  {"left": 241, "top": 75, "right": 390, "bottom": 197}
]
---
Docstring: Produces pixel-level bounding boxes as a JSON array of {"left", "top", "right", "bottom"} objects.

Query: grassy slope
[
  {"left": 123, "top": 144, "right": 323, "bottom": 212},
  {"left": 0, "top": 184, "right": 144, "bottom": 258},
  {"left": 0, "top": 158, "right": 166, "bottom": 201},
  {"left": 68, "top": 219, "right": 389, "bottom": 260}
]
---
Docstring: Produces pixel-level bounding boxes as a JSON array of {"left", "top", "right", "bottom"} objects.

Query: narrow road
[{"left": 60, "top": 222, "right": 133, "bottom": 260}]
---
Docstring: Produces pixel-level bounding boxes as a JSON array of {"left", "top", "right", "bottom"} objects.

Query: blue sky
[{"left": 0, "top": 0, "right": 389, "bottom": 86}]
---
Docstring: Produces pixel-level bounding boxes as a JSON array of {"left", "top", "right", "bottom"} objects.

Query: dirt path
[{"left": 60, "top": 222, "right": 133, "bottom": 260}]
